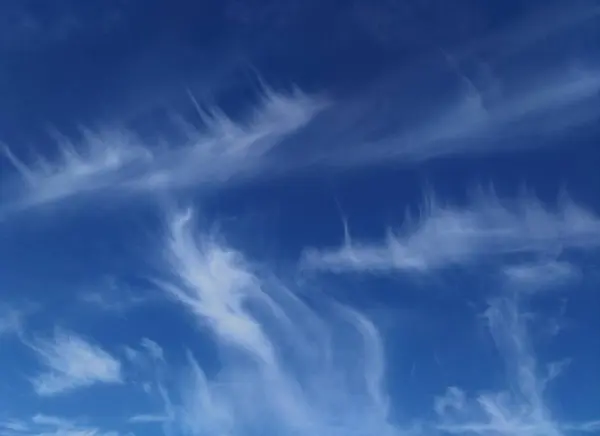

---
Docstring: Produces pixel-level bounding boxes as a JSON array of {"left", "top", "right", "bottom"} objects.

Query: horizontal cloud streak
[
  {"left": 303, "top": 192, "right": 600, "bottom": 274},
  {"left": 29, "top": 329, "right": 122, "bottom": 396},
  {"left": 503, "top": 261, "right": 579, "bottom": 292},
  {"left": 128, "top": 414, "right": 169, "bottom": 423},
  {"left": 0, "top": 414, "right": 118, "bottom": 436}
]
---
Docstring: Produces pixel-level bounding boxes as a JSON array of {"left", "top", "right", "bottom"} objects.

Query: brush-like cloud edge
[
  {"left": 302, "top": 191, "right": 600, "bottom": 275},
  {"left": 28, "top": 329, "right": 123, "bottom": 396},
  {"left": 0, "top": 85, "right": 325, "bottom": 215}
]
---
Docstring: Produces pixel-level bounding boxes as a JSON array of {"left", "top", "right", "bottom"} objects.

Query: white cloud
[
  {"left": 147, "top": 208, "right": 402, "bottom": 435},
  {"left": 1, "top": 129, "right": 151, "bottom": 210},
  {"left": 128, "top": 414, "right": 168, "bottom": 424},
  {"left": 30, "top": 415, "right": 74, "bottom": 428},
  {"left": 0, "top": 419, "right": 30, "bottom": 432},
  {"left": 3, "top": 64, "right": 598, "bottom": 220},
  {"left": 28, "top": 329, "right": 123, "bottom": 396},
  {"left": 457, "top": 2, "right": 600, "bottom": 63},
  {"left": 302, "top": 192, "right": 600, "bottom": 274},
  {"left": 78, "top": 277, "right": 153, "bottom": 315},
  {"left": 434, "top": 296, "right": 600, "bottom": 435},
  {"left": 139, "top": 338, "right": 164, "bottom": 362},
  {"left": 0, "top": 306, "right": 26, "bottom": 338},
  {"left": 1, "top": 86, "right": 323, "bottom": 214},
  {"left": 503, "top": 261, "right": 579, "bottom": 292},
  {"left": 0, "top": 414, "right": 119, "bottom": 436},
  {"left": 318, "top": 64, "right": 600, "bottom": 168}
]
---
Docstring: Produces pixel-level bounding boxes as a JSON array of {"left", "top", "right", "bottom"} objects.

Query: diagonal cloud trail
[{"left": 0, "top": 86, "right": 324, "bottom": 215}]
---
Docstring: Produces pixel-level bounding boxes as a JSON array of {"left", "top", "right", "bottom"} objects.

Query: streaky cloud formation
[
  {"left": 28, "top": 329, "right": 123, "bottom": 396},
  {"left": 0, "top": 414, "right": 118, "bottom": 436},
  {"left": 0, "top": 86, "right": 323, "bottom": 214},
  {"left": 303, "top": 63, "right": 600, "bottom": 171},
  {"left": 455, "top": 1, "right": 600, "bottom": 63},
  {"left": 128, "top": 414, "right": 169, "bottom": 424},
  {"left": 78, "top": 277, "right": 154, "bottom": 315},
  {"left": 418, "top": 71, "right": 589, "bottom": 161},
  {"left": 302, "top": 191, "right": 600, "bottom": 274},
  {"left": 434, "top": 295, "right": 599, "bottom": 436},
  {"left": 2, "top": 63, "right": 598, "bottom": 221},
  {"left": 0, "top": 1, "right": 598, "bottom": 436},
  {"left": 1, "top": 129, "right": 151, "bottom": 210},
  {"left": 143, "top": 208, "right": 401, "bottom": 435},
  {"left": 503, "top": 261, "right": 579, "bottom": 292},
  {"left": 118, "top": 204, "right": 600, "bottom": 436}
]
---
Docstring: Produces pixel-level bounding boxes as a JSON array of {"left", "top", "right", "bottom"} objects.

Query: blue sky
[{"left": 1, "top": 0, "right": 600, "bottom": 435}]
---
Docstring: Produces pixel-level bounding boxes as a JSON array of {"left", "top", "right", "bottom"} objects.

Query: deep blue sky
[{"left": 1, "top": 1, "right": 600, "bottom": 435}]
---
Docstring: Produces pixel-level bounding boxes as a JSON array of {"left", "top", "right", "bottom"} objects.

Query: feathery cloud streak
[
  {"left": 0, "top": 414, "right": 118, "bottom": 436},
  {"left": 2, "top": 62, "right": 598, "bottom": 219},
  {"left": 308, "top": 64, "right": 600, "bottom": 170},
  {"left": 1, "top": 87, "right": 323, "bottom": 214},
  {"left": 29, "top": 329, "right": 122, "bottom": 396},
  {"left": 148, "top": 208, "right": 400, "bottom": 436},
  {"left": 303, "top": 192, "right": 600, "bottom": 274}
]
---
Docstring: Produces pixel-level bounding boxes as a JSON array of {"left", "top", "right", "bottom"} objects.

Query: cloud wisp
[
  {"left": 0, "top": 305, "right": 27, "bottom": 338},
  {"left": 0, "top": 86, "right": 323, "bottom": 214},
  {"left": 3, "top": 59, "right": 599, "bottom": 220},
  {"left": 28, "top": 329, "right": 123, "bottom": 396},
  {"left": 2, "top": 59, "right": 598, "bottom": 220},
  {"left": 502, "top": 260, "right": 579, "bottom": 292},
  {"left": 0, "top": 414, "right": 118, "bottom": 436},
  {"left": 434, "top": 295, "right": 599, "bottom": 436},
  {"left": 302, "top": 191, "right": 600, "bottom": 275},
  {"left": 323, "top": 64, "right": 600, "bottom": 168},
  {"left": 140, "top": 208, "right": 401, "bottom": 436}
]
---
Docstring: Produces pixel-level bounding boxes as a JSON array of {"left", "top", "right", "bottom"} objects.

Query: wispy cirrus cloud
[
  {"left": 302, "top": 192, "right": 600, "bottom": 274},
  {"left": 434, "top": 296, "right": 600, "bottom": 435},
  {"left": 502, "top": 260, "right": 580, "bottom": 292},
  {"left": 0, "top": 414, "right": 119, "bottom": 436},
  {"left": 455, "top": 1, "right": 600, "bottom": 63},
  {"left": 78, "top": 277, "right": 154, "bottom": 316},
  {"left": 3, "top": 59, "right": 599, "bottom": 220},
  {"left": 28, "top": 329, "right": 123, "bottom": 396},
  {"left": 124, "top": 204, "right": 600, "bottom": 436},
  {"left": 0, "top": 305, "right": 27, "bottom": 338},
  {"left": 0, "top": 86, "right": 324, "bottom": 215},
  {"left": 300, "top": 61, "right": 600, "bottom": 171},
  {"left": 139, "top": 208, "right": 401, "bottom": 436},
  {"left": 128, "top": 414, "right": 169, "bottom": 424}
]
